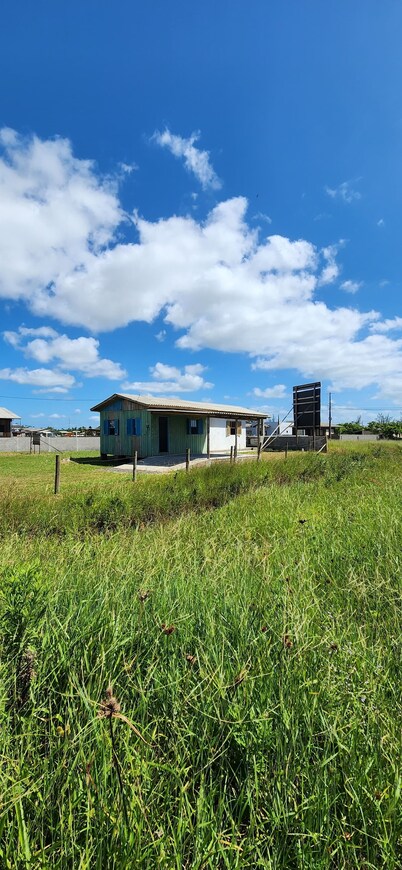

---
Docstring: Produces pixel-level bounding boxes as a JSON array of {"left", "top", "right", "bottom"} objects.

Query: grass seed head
[
  {"left": 98, "top": 684, "right": 121, "bottom": 718},
  {"left": 138, "top": 589, "right": 151, "bottom": 602},
  {"left": 161, "top": 624, "right": 175, "bottom": 635},
  {"left": 282, "top": 634, "right": 293, "bottom": 649}
]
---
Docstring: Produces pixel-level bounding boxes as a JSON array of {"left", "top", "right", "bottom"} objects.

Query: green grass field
[{"left": 0, "top": 444, "right": 401, "bottom": 868}]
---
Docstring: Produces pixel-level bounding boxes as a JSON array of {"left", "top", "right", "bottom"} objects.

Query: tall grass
[
  {"left": 0, "top": 445, "right": 401, "bottom": 867},
  {"left": 0, "top": 446, "right": 390, "bottom": 537}
]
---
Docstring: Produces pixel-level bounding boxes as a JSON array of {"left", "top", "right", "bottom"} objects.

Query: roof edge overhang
[
  {"left": 149, "top": 409, "right": 263, "bottom": 419},
  {"left": 90, "top": 393, "right": 265, "bottom": 418}
]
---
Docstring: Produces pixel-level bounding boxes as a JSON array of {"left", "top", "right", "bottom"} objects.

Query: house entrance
[{"left": 158, "top": 416, "right": 168, "bottom": 452}]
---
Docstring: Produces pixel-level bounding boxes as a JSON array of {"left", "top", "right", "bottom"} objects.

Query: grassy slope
[{"left": 0, "top": 445, "right": 401, "bottom": 868}]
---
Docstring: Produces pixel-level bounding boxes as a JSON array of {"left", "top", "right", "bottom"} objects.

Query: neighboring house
[
  {"left": 0, "top": 407, "right": 20, "bottom": 437},
  {"left": 90, "top": 394, "right": 265, "bottom": 459}
]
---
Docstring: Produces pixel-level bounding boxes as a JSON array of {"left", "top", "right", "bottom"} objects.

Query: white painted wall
[
  {"left": 265, "top": 420, "right": 293, "bottom": 437},
  {"left": 0, "top": 436, "right": 100, "bottom": 453},
  {"left": 209, "top": 418, "right": 247, "bottom": 452}
]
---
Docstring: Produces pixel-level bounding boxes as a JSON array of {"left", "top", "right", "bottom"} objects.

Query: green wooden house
[{"left": 90, "top": 393, "right": 265, "bottom": 459}]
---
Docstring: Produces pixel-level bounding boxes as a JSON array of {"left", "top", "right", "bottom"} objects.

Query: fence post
[
  {"left": 285, "top": 442, "right": 288, "bottom": 459},
  {"left": 186, "top": 447, "right": 190, "bottom": 472},
  {"left": 230, "top": 446, "right": 233, "bottom": 464},
  {"left": 132, "top": 450, "right": 137, "bottom": 482},
  {"left": 54, "top": 454, "right": 60, "bottom": 494}
]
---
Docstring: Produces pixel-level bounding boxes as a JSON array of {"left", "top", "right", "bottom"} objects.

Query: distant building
[{"left": 0, "top": 407, "right": 20, "bottom": 438}]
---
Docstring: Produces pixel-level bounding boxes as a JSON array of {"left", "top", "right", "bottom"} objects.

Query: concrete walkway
[{"left": 111, "top": 451, "right": 257, "bottom": 474}]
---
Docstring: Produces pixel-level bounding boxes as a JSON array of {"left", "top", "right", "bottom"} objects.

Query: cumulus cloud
[
  {"left": 370, "top": 317, "right": 402, "bottom": 334},
  {"left": 3, "top": 326, "right": 125, "bottom": 379},
  {"left": 152, "top": 128, "right": 221, "bottom": 190},
  {"left": 319, "top": 244, "right": 341, "bottom": 285},
  {"left": 340, "top": 280, "right": 362, "bottom": 294},
  {"left": 1, "top": 129, "right": 402, "bottom": 401},
  {"left": 0, "top": 128, "right": 122, "bottom": 305},
  {"left": 122, "top": 362, "right": 213, "bottom": 394},
  {"left": 252, "top": 384, "right": 287, "bottom": 399},
  {"left": 0, "top": 367, "right": 75, "bottom": 388},
  {"left": 325, "top": 180, "right": 361, "bottom": 203}
]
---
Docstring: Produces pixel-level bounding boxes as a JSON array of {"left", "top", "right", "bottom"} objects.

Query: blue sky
[{"left": 1, "top": 0, "right": 402, "bottom": 427}]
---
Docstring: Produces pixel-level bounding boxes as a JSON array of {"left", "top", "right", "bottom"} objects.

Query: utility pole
[{"left": 328, "top": 391, "right": 332, "bottom": 440}]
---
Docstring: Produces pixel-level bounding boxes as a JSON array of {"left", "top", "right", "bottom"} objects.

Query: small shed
[
  {"left": 90, "top": 393, "right": 265, "bottom": 460},
  {"left": 0, "top": 407, "right": 20, "bottom": 438}
]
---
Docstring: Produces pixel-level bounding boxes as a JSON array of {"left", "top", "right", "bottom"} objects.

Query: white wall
[
  {"left": 265, "top": 421, "right": 293, "bottom": 437},
  {"left": 0, "top": 436, "right": 100, "bottom": 453},
  {"left": 209, "top": 418, "right": 247, "bottom": 452}
]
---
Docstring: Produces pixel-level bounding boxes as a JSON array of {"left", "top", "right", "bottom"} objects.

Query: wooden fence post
[
  {"left": 285, "top": 442, "right": 288, "bottom": 459},
  {"left": 186, "top": 447, "right": 190, "bottom": 471},
  {"left": 54, "top": 454, "right": 60, "bottom": 494},
  {"left": 132, "top": 450, "right": 137, "bottom": 482},
  {"left": 230, "top": 446, "right": 233, "bottom": 464}
]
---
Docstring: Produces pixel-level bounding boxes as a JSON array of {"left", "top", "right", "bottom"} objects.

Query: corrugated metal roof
[
  {"left": 0, "top": 407, "right": 20, "bottom": 419},
  {"left": 90, "top": 393, "right": 265, "bottom": 418}
]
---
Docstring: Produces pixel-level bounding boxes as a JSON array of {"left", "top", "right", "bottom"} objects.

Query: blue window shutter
[
  {"left": 103, "top": 420, "right": 108, "bottom": 435},
  {"left": 127, "top": 419, "right": 132, "bottom": 436},
  {"left": 197, "top": 419, "right": 204, "bottom": 435},
  {"left": 115, "top": 419, "right": 119, "bottom": 436},
  {"left": 136, "top": 418, "right": 142, "bottom": 436}
]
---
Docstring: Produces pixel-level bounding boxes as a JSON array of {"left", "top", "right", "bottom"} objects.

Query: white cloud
[
  {"left": 0, "top": 128, "right": 122, "bottom": 305},
  {"left": 30, "top": 412, "right": 45, "bottom": 418},
  {"left": 3, "top": 326, "right": 125, "bottom": 380},
  {"left": 319, "top": 244, "right": 341, "bottom": 285},
  {"left": 370, "top": 317, "right": 402, "bottom": 334},
  {"left": 1, "top": 129, "right": 402, "bottom": 401},
  {"left": 253, "top": 211, "right": 272, "bottom": 224},
  {"left": 122, "top": 362, "right": 213, "bottom": 394},
  {"left": 252, "top": 384, "right": 287, "bottom": 399},
  {"left": 152, "top": 128, "right": 221, "bottom": 190},
  {"left": 0, "top": 367, "right": 75, "bottom": 388},
  {"left": 325, "top": 180, "right": 361, "bottom": 203},
  {"left": 377, "top": 218, "right": 385, "bottom": 227},
  {"left": 74, "top": 408, "right": 81, "bottom": 414},
  {"left": 119, "top": 162, "right": 138, "bottom": 175},
  {"left": 340, "top": 280, "right": 362, "bottom": 294},
  {"left": 155, "top": 329, "right": 167, "bottom": 342},
  {"left": 49, "top": 413, "right": 66, "bottom": 419}
]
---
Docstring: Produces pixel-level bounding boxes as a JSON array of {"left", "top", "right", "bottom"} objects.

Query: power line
[{"left": 332, "top": 406, "right": 402, "bottom": 412}]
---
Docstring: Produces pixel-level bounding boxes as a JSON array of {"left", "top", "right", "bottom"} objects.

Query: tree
[
  {"left": 338, "top": 417, "right": 363, "bottom": 434},
  {"left": 367, "top": 414, "right": 402, "bottom": 440}
]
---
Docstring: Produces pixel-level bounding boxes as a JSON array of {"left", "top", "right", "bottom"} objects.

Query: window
[
  {"left": 226, "top": 420, "right": 242, "bottom": 437},
  {"left": 103, "top": 419, "right": 119, "bottom": 436},
  {"left": 187, "top": 418, "right": 204, "bottom": 435},
  {"left": 127, "top": 418, "right": 142, "bottom": 436}
]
